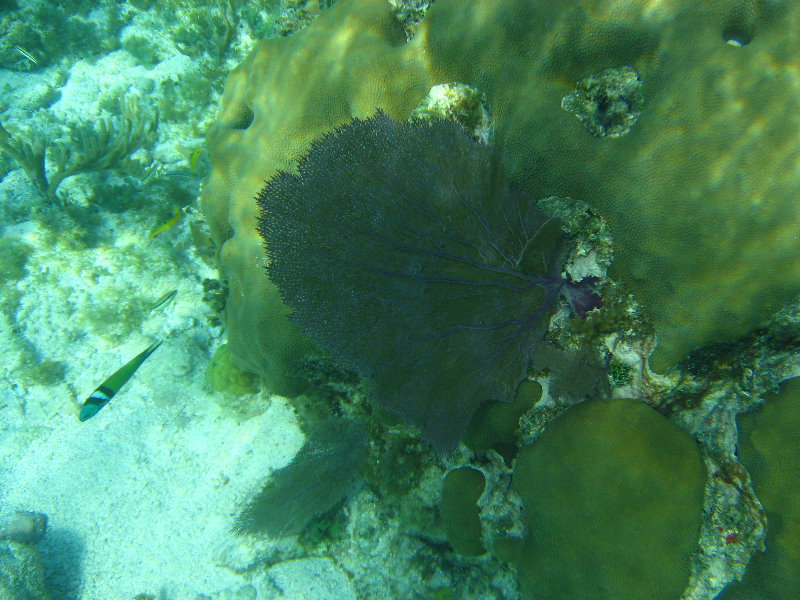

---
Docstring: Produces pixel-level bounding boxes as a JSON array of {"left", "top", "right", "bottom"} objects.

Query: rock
[{"left": 0, "top": 511, "right": 47, "bottom": 545}]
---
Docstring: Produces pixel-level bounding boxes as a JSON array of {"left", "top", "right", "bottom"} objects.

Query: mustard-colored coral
[
  {"left": 200, "top": 0, "right": 430, "bottom": 394},
  {"left": 510, "top": 399, "right": 705, "bottom": 600},
  {"left": 202, "top": 0, "right": 800, "bottom": 387},
  {"left": 720, "top": 377, "right": 800, "bottom": 599},
  {"left": 423, "top": 0, "right": 800, "bottom": 370}
]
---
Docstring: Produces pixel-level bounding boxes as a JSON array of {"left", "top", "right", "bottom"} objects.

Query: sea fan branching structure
[
  {"left": 235, "top": 419, "right": 367, "bottom": 536},
  {"left": 257, "top": 112, "right": 570, "bottom": 452}
]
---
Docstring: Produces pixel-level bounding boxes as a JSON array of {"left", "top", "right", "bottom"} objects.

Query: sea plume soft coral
[
  {"left": 234, "top": 419, "right": 367, "bottom": 536},
  {"left": 257, "top": 112, "right": 571, "bottom": 452}
]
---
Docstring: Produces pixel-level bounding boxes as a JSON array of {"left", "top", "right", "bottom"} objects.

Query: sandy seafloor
[
  {"left": 0, "top": 86, "right": 362, "bottom": 598},
  {"left": 0, "top": 114, "right": 312, "bottom": 597},
  {"left": 0, "top": 3, "right": 374, "bottom": 599}
]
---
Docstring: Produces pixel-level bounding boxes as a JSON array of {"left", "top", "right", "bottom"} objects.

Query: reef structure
[
  {"left": 506, "top": 293, "right": 800, "bottom": 600},
  {"left": 198, "top": 0, "right": 800, "bottom": 597},
  {"left": 201, "top": 0, "right": 800, "bottom": 388}
]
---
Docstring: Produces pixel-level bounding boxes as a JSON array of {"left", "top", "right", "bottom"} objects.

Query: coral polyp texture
[
  {"left": 511, "top": 399, "right": 705, "bottom": 600},
  {"left": 256, "top": 113, "right": 569, "bottom": 452},
  {"left": 201, "top": 0, "right": 800, "bottom": 384},
  {"left": 423, "top": 0, "right": 800, "bottom": 370}
]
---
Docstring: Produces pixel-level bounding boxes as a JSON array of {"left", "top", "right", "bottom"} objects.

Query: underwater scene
[{"left": 1, "top": 0, "right": 799, "bottom": 598}]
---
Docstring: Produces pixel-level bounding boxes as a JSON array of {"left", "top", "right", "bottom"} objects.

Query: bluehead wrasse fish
[
  {"left": 141, "top": 162, "right": 160, "bottom": 183},
  {"left": 149, "top": 205, "right": 183, "bottom": 238},
  {"left": 79, "top": 341, "right": 163, "bottom": 421},
  {"left": 149, "top": 289, "right": 177, "bottom": 312},
  {"left": 189, "top": 147, "right": 202, "bottom": 171},
  {"left": 14, "top": 46, "right": 38, "bottom": 65}
]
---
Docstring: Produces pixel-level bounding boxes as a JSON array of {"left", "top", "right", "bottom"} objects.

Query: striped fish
[{"left": 79, "top": 341, "right": 162, "bottom": 421}]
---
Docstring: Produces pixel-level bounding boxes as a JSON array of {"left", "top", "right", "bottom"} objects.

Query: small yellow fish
[
  {"left": 149, "top": 206, "right": 183, "bottom": 238},
  {"left": 190, "top": 147, "right": 202, "bottom": 172},
  {"left": 149, "top": 289, "right": 177, "bottom": 312}
]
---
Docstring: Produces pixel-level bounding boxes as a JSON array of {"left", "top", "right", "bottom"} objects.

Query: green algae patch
[
  {"left": 510, "top": 398, "right": 704, "bottom": 600},
  {"left": 720, "top": 377, "right": 800, "bottom": 599},
  {"left": 0, "top": 237, "right": 33, "bottom": 283},
  {"left": 205, "top": 343, "right": 260, "bottom": 397},
  {"left": 440, "top": 466, "right": 486, "bottom": 556}
]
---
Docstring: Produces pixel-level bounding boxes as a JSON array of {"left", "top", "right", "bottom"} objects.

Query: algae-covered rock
[
  {"left": 719, "top": 377, "right": 800, "bottom": 599},
  {"left": 263, "top": 557, "right": 357, "bottom": 600},
  {"left": 560, "top": 65, "right": 643, "bottom": 138},
  {"left": 0, "top": 540, "right": 52, "bottom": 600},
  {"left": 0, "top": 511, "right": 47, "bottom": 545},
  {"left": 0, "top": 237, "right": 33, "bottom": 283},
  {"left": 510, "top": 398, "right": 705, "bottom": 600},
  {"left": 440, "top": 467, "right": 486, "bottom": 556}
]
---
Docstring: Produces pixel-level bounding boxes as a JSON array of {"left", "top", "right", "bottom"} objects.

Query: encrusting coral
[
  {"left": 439, "top": 467, "right": 486, "bottom": 556},
  {"left": 510, "top": 398, "right": 705, "bottom": 600}
]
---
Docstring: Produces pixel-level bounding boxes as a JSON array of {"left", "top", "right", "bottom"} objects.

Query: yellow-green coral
[
  {"left": 510, "top": 399, "right": 705, "bottom": 600},
  {"left": 200, "top": 0, "right": 430, "bottom": 394},
  {"left": 439, "top": 466, "right": 486, "bottom": 556},
  {"left": 202, "top": 0, "right": 800, "bottom": 388},
  {"left": 719, "top": 377, "right": 800, "bottom": 599},
  {"left": 464, "top": 379, "right": 541, "bottom": 462},
  {"left": 424, "top": 0, "right": 800, "bottom": 370},
  {"left": 204, "top": 343, "right": 260, "bottom": 397}
]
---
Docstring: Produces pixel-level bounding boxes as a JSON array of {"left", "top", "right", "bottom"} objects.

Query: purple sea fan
[{"left": 256, "top": 112, "right": 569, "bottom": 453}]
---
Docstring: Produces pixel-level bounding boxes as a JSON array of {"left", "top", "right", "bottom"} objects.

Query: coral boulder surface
[
  {"left": 199, "top": 0, "right": 430, "bottom": 395},
  {"left": 203, "top": 0, "right": 800, "bottom": 381},
  {"left": 511, "top": 398, "right": 705, "bottom": 600}
]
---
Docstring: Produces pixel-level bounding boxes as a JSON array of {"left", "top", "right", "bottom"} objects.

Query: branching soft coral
[{"left": 0, "top": 95, "right": 158, "bottom": 205}]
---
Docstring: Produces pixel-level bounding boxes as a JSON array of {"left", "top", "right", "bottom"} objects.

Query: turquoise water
[{"left": 1, "top": 1, "right": 798, "bottom": 599}]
